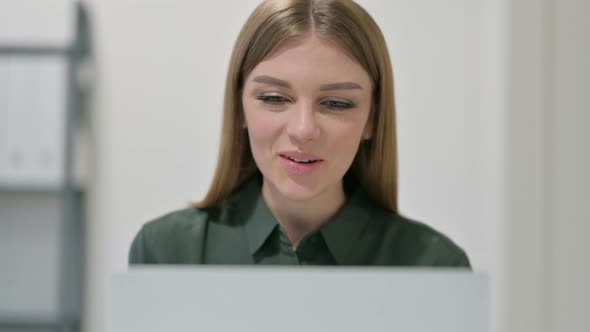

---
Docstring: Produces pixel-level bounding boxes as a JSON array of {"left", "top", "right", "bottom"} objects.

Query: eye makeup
[
  {"left": 320, "top": 99, "right": 355, "bottom": 111},
  {"left": 255, "top": 95, "right": 290, "bottom": 105},
  {"left": 255, "top": 93, "right": 357, "bottom": 111}
]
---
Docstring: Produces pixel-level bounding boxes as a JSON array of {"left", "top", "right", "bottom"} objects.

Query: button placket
[{"left": 296, "top": 235, "right": 318, "bottom": 263}]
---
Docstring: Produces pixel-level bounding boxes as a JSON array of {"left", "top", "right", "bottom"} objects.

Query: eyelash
[{"left": 255, "top": 95, "right": 355, "bottom": 111}]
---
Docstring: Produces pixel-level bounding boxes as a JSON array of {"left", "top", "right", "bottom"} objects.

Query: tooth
[{"left": 288, "top": 156, "right": 314, "bottom": 163}]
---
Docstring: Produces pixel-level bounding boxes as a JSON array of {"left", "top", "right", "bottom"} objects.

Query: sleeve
[
  {"left": 128, "top": 225, "right": 156, "bottom": 265},
  {"left": 452, "top": 250, "right": 472, "bottom": 269},
  {"left": 427, "top": 235, "right": 472, "bottom": 269}
]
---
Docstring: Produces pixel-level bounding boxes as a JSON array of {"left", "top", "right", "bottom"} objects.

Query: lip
[
  {"left": 278, "top": 150, "right": 323, "bottom": 161},
  {"left": 279, "top": 156, "right": 323, "bottom": 176},
  {"left": 278, "top": 150, "right": 324, "bottom": 176}
]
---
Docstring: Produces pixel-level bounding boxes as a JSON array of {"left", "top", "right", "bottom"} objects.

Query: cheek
[
  {"left": 243, "top": 105, "right": 281, "bottom": 159},
  {"left": 325, "top": 120, "right": 367, "bottom": 165}
]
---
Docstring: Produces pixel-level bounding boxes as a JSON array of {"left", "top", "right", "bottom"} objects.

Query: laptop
[{"left": 106, "top": 267, "right": 487, "bottom": 332}]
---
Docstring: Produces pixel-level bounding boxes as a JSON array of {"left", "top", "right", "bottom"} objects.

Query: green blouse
[{"left": 129, "top": 175, "right": 470, "bottom": 267}]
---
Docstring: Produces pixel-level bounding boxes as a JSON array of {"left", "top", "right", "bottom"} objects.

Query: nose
[{"left": 286, "top": 102, "right": 320, "bottom": 145}]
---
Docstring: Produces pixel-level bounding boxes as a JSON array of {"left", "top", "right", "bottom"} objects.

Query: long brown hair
[{"left": 194, "top": 0, "right": 398, "bottom": 212}]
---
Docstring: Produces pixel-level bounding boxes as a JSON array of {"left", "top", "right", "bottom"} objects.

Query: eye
[
  {"left": 256, "top": 95, "right": 290, "bottom": 105},
  {"left": 322, "top": 100, "right": 355, "bottom": 111}
]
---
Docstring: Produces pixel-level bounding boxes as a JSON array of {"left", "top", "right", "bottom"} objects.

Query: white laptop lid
[{"left": 107, "top": 267, "right": 488, "bottom": 332}]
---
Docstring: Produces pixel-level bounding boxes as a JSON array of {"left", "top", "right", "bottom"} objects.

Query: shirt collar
[
  {"left": 237, "top": 174, "right": 374, "bottom": 263},
  {"left": 237, "top": 175, "right": 278, "bottom": 255},
  {"left": 319, "top": 184, "right": 373, "bottom": 264}
]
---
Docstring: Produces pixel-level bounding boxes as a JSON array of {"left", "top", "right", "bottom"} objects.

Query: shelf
[{"left": 0, "top": 317, "right": 79, "bottom": 331}]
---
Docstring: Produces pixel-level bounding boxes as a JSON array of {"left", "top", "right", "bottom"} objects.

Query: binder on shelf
[
  {"left": 0, "top": 1, "right": 91, "bottom": 331},
  {"left": 0, "top": 57, "right": 68, "bottom": 189},
  {"left": 0, "top": 0, "right": 74, "bottom": 49}
]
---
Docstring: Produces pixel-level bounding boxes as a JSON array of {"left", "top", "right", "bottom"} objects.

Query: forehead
[{"left": 246, "top": 34, "right": 372, "bottom": 89}]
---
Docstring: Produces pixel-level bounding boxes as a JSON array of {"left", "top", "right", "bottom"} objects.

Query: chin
[
  {"left": 271, "top": 175, "right": 324, "bottom": 202},
  {"left": 280, "top": 187, "right": 319, "bottom": 202}
]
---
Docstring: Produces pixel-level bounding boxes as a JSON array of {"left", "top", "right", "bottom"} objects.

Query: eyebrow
[
  {"left": 252, "top": 75, "right": 291, "bottom": 88},
  {"left": 252, "top": 75, "right": 363, "bottom": 91},
  {"left": 319, "top": 82, "right": 363, "bottom": 91}
]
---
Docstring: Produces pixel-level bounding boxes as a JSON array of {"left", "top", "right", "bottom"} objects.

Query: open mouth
[
  {"left": 278, "top": 153, "right": 323, "bottom": 175},
  {"left": 280, "top": 155, "right": 320, "bottom": 164}
]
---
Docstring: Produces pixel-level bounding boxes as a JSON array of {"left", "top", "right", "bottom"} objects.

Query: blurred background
[{"left": 0, "top": 0, "right": 587, "bottom": 331}]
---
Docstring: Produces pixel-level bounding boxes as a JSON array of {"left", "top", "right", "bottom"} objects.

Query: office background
[{"left": 0, "top": 0, "right": 588, "bottom": 332}]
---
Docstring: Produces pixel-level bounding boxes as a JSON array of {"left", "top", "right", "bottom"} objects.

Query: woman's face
[{"left": 241, "top": 33, "right": 373, "bottom": 202}]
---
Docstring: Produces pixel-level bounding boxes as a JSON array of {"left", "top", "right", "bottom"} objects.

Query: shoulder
[
  {"left": 128, "top": 206, "right": 216, "bottom": 264},
  {"left": 141, "top": 206, "right": 212, "bottom": 238},
  {"left": 369, "top": 208, "right": 471, "bottom": 267}
]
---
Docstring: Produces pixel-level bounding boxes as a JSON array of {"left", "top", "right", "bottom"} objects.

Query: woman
[{"left": 129, "top": 0, "right": 470, "bottom": 267}]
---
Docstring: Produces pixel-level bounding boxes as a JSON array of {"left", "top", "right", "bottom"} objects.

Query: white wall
[
  {"left": 85, "top": 1, "right": 507, "bottom": 332},
  {"left": 547, "top": 2, "right": 590, "bottom": 329},
  {"left": 504, "top": 1, "right": 590, "bottom": 331}
]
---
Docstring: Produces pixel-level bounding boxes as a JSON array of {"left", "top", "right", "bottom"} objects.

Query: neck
[{"left": 262, "top": 180, "right": 346, "bottom": 249}]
